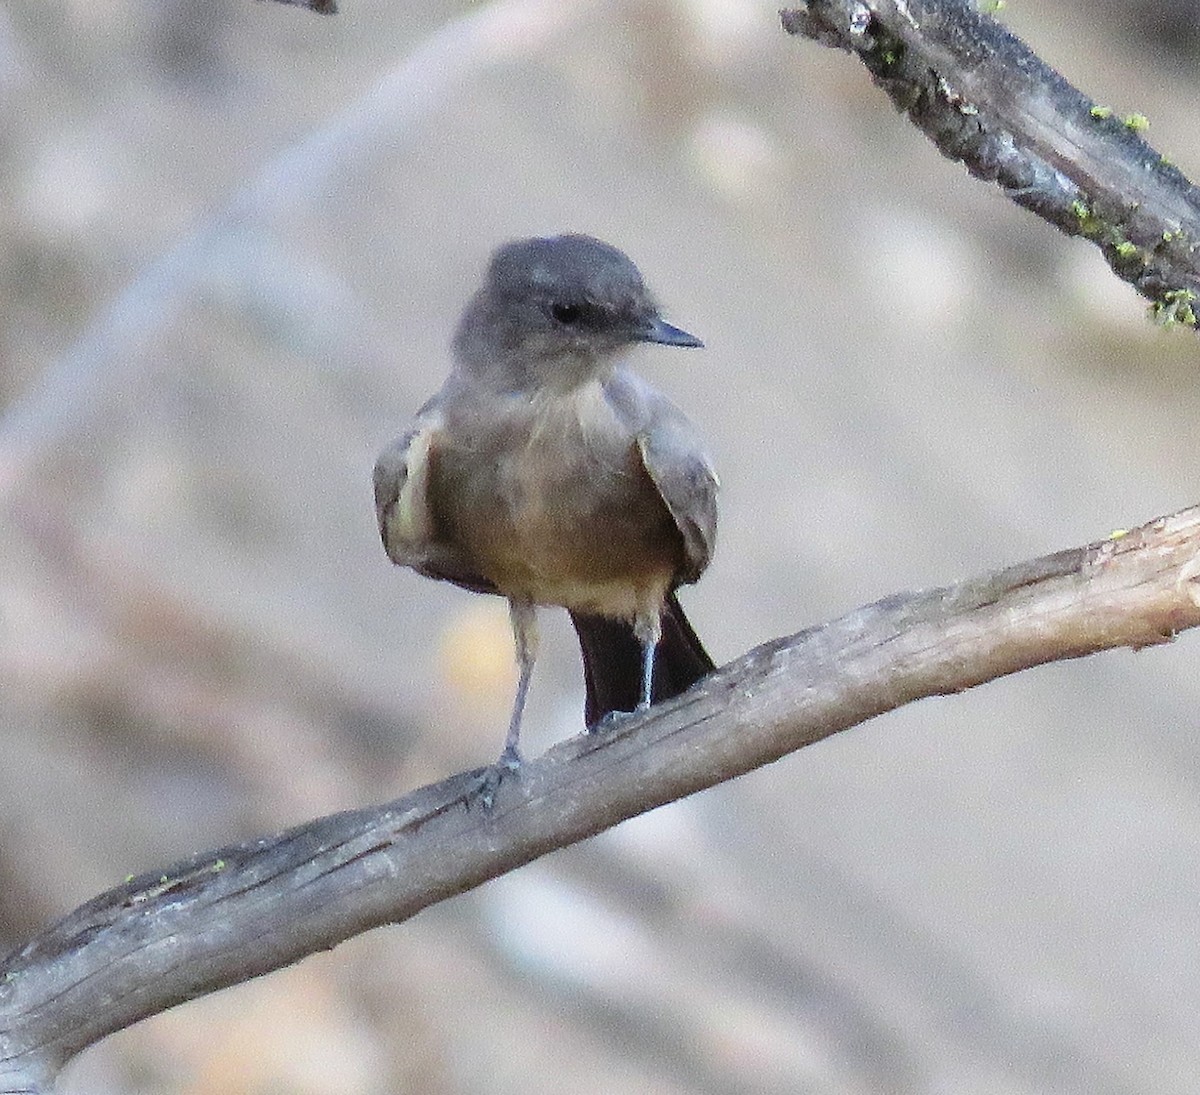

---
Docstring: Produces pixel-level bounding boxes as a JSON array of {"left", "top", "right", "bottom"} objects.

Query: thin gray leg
[
  {"left": 633, "top": 609, "right": 663, "bottom": 711},
  {"left": 500, "top": 598, "right": 538, "bottom": 767}
]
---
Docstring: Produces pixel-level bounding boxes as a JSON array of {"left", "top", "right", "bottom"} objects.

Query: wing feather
[
  {"left": 624, "top": 389, "right": 718, "bottom": 585},
  {"left": 373, "top": 402, "right": 498, "bottom": 595}
]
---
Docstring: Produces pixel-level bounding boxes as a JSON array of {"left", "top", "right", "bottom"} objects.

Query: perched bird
[{"left": 374, "top": 234, "right": 717, "bottom": 776}]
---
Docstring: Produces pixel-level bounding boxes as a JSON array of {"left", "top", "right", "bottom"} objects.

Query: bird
[{"left": 373, "top": 233, "right": 718, "bottom": 781}]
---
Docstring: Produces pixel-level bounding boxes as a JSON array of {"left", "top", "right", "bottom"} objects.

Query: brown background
[{"left": 3, "top": 1, "right": 1200, "bottom": 1091}]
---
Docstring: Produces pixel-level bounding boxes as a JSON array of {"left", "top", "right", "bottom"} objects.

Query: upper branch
[
  {"left": 258, "top": 0, "right": 337, "bottom": 14},
  {"left": 3, "top": 504, "right": 1200, "bottom": 1092},
  {"left": 782, "top": 0, "right": 1200, "bottom": 326}
]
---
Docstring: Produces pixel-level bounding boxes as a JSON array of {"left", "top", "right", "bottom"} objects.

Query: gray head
[{"left": 453, "top": 234, "right": 701, "bottom": 389}]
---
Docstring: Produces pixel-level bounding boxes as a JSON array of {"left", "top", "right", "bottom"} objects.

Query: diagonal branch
[
  {"left": 4, "top": 505, "right": 1200, "bottom": 1092},
  {"left": 782, "top": 0, "right": 1200, "bottom": 327},
  {"left": 0, "top": 0, "right": 581, "bottom": 500}
]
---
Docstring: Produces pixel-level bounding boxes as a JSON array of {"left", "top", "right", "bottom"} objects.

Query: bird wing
[
  {"left": 373, "top": 399, "right": 499, "bottom": 596},
  {"left": 617, "top": 379, "right": 718, "bottom": 586}
]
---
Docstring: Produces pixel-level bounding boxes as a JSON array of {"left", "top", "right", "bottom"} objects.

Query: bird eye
[{"left": 551, "top": 302, "right": 583, "bottom": 325}]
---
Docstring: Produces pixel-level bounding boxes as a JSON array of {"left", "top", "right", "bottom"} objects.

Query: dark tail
[{"left": 569, "top": 591, "right": 714, "bottom": 727}]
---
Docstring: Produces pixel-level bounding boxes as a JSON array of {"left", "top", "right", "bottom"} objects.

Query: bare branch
[
  {"left": 4, "top": 504, "right": 1200, "bottom": 1092},
  {"left": 782, "top": 0, "right": 1200, "bottom": 327},
  {"left": 258, "top": 0, "right": 337, "bottom": 13}
]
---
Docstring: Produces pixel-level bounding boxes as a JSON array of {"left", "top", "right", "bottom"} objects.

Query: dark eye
[{"left": 551, "top": 301, "right": 583, "bottom": 325}]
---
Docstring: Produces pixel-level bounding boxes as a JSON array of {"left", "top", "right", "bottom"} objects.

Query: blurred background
[{"left": 3, "top": 0, "right": 1200, "bottom": 1091}]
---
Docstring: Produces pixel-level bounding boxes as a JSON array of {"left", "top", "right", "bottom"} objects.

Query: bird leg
[
  {"left": 500, "top": 597, "right": 538, "bottom": 768},
  {"left": 633, "top": 609, "right": 663, "bottom": 711},
  {"left": 469, "top": 598, "right": 537, "bottom": 809}
]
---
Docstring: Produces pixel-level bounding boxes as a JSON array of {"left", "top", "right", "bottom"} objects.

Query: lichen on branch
[{"left": 782, "top": 0, "right": 1200, "bottom": 328}]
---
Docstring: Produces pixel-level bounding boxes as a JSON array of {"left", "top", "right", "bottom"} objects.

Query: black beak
[{"left": 638, "top": 316, "right": 704, "bottom": 349}]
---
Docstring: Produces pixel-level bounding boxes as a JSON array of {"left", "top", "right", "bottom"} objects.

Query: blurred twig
[
  {"left": 782, "top": 0, "right": 1200, "bottom": 327},
  {"left": 260, "top": 0, "right": 337, "bottom": 13},
  {"left": 0, "top": 0, "right": 580, "bottom": 501},
  {"left": 4, "top": 505, "right": 1200, "bottom": 1092}
]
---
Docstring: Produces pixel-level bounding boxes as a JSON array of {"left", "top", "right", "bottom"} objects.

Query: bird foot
[
  {"left": 467, "top": 746, "right": 522, "bottom": 810},
  {"left": 587, "top": 702, "right": 650, "bottom": 735}
]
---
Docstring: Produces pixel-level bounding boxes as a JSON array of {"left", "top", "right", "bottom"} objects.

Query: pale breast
[{"left": 430, "top": 380, "right": 683, "bottom": 616}]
